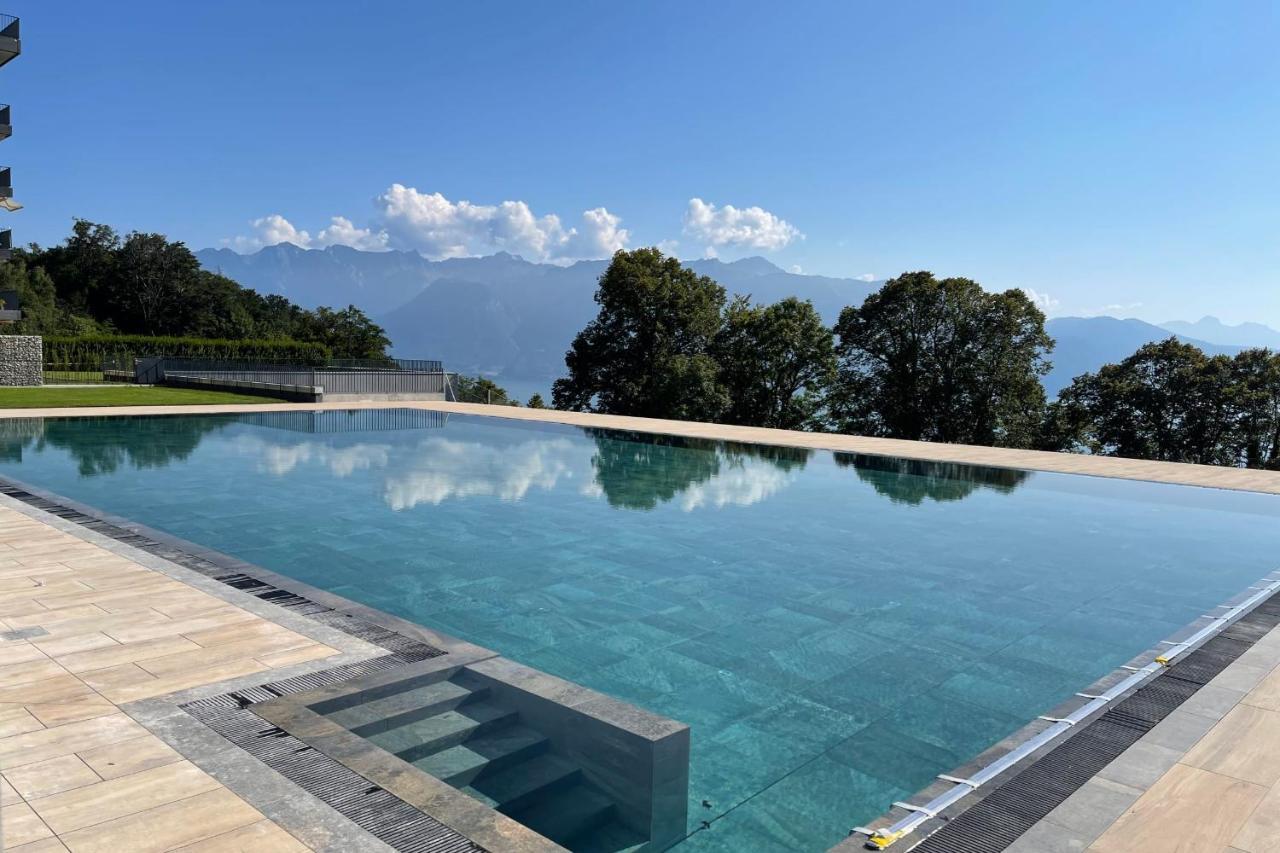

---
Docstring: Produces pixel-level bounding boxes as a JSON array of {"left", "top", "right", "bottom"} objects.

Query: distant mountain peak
[
  {"left": 723, "top": 256, "right": 784, "bottom": 276},
  {"left": 1158, "top": 316, "right": 1280, "bottom": 349}
]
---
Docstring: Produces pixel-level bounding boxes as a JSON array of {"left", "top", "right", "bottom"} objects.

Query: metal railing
[
  {"left": 0, "top": 15, "right": 17, "bottom": 40},
  {"left": 121, "top": 356, "right": 452, "bottom": 399},
  {"left": 328, "top": 357, "right": 443, "bottom": 372}
]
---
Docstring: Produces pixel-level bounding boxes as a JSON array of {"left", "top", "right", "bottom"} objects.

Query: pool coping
[
  {"left": 1, "top": 399, "right": 1278, "bottom": 495},
  {"left": 4, "top": 402, "right": 1280, "bottom": 852}
]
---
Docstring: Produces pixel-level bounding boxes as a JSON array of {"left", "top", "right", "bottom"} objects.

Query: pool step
[
  {"left": 371, "top": 702, "right": 517, "bottom": 761},
  {"left": 505, "top": 784, "right": 617, "bottom": 847},
  {"left": 412, "top": 724, "right": 549, "bottom": 787},
  {"left": 339, "top": 680, "right": 489, "bottom": 735},
  {"left": 568, "top": 820, "right": 649, "bottom": 853},
  {"left": 462, "top": 752, "right": 582, "bottom": 813}
]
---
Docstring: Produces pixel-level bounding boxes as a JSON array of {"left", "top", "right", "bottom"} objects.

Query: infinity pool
[{"left": 3, "top": 410, "right": 1279, "bottom": 852}]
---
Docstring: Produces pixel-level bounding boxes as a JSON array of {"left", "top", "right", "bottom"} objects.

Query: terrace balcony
[
  {"left": 0, "top": 227, "right": 10, "bottom": 260},
  {"left": 0, "top": 15, "right": 19, "bottom": 68},
  {"left": 0, "top": 104, "right": 10, "bottom": 141},
  {"left": 0, "top": 165, "right": 11, "bottom": 199}
]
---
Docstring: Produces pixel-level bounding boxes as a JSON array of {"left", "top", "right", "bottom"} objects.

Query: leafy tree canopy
[
  {"left": 4, "top": 219, "right": 390, "bottom": 358},
  {"left": 714, "top": 295, "right": 835, "bottom": 430},
  {"left": 829, "top": 271, "right": 1052, "bottom": 448},
  {"left": 553, "top": 248, "right": 728, "bottom": 421},
  {"left": 1042, "top": 338, "right": 1280, "bottom": 469}
]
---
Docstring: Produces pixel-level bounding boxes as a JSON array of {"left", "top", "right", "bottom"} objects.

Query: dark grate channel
[{"left": 907, "top": 597, "right": 1275, "bottom": 853}]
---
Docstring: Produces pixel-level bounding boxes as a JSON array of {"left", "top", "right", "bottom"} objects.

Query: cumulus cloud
[
  {"left": 1021, "top": 287, "right": 1061, "bottom": 314},
  {"left": 225, "top": 214, "right": 388, "bottom": 253},
  {"left": 678, "top": 456, "right": 796, "bottom": 511},
  {"left": 227, "top": 185, "right": 630, "bottom": 262},
  {"left": 682, "top": 198, "right": 801, "bottom": 254},
  {"left": 383, "top": 437, "right": 588, "bottom": 510},
  {"left": 854, "top": 273, "right": 877, "bottom": 282}
]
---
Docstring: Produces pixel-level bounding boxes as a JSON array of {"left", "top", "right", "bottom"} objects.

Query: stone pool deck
[
  {"left": 0, "top": 501, "right": 344, "bottom": 851},
  {"left": 1, "top": 400, "right": 1280, "bottom": 852}
]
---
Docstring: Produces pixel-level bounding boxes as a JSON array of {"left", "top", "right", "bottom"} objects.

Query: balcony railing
[
  {"left": 0, "top": 166, "right": 11, "bottom": 199},
  {"left": 0, "top": 228, "right": 10, "bottom": 260},
  {"left": 0, "top": 105, "right": 9, "bottom": 141},
  {"left": 0, "top": 15, "right": 18, "bottom": 68}
]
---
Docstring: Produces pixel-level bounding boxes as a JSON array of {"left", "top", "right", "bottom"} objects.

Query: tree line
[
  {"left": 552, "top": 248, "right": 1280, "bottom": 471},
  {"left": 1, "top": 220, "right": 390, "bottom": 358}
]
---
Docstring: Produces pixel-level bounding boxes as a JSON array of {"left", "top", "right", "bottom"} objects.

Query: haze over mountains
[{"left": 197, "top": 244, "right": 1275, "bottom": 397}]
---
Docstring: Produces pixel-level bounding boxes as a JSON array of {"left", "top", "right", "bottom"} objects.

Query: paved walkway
[{"left": 0, "top": 504, "right": 336, "bottom": 852}]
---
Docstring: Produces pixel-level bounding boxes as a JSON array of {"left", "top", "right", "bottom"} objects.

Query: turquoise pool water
[{"left": 3, "top": 410, "right": 1279, "bottom": 851}]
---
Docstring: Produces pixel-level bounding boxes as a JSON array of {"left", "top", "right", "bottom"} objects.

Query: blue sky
[{"left": 6, "top": 1, "right": 1279, "bottom": 324}]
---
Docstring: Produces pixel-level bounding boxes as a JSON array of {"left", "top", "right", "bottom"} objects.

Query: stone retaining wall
[{"left": 0, "top": 335, "right": 41, "bottom": 386}]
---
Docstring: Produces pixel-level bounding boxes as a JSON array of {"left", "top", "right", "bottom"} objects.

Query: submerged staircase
[{"left": 329, "top": 671, "right": 646, "bottom": 852}]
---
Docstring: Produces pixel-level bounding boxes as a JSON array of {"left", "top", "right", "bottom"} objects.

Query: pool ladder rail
[{"left": 850, "top": 569, "right": 1280, "bottom": 851}]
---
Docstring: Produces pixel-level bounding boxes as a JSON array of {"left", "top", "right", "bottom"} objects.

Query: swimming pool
[{"left": 3, "top": 410, "right": 1279, "bottom": 852}]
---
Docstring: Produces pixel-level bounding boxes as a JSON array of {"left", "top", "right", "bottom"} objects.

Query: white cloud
[
  {"left": 1022, "top": 287, "right": 1061, "bottom": 314},
  {"left": 225, "top": 214, "right": 388, "bottom": 253},
  {"left": 226, "top": 185, "right": 631, "bottom": 262},
  {"left": 682, "top": 198, "right": 801, "bottom": 253},
  {"left": 656, "top": 239, "right": 681, "bottom": 257},
  {"left": 383, "top": 437, "right": 587, "bottom": 510},
  {"left": 854, "top": 273, "right": 877, "bottom": 282},
  {"left": 678, "top": 456, "right": 795, "bottom": 511},
  {"left": 314, "top": 216, "right": 389, "bottom": 251},
  {"left": 789, "top": 264, "right": 804, "bottom": 274}
]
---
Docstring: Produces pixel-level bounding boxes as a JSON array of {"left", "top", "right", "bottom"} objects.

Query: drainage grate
[
  {"left": 182, "top": 659, "right": 487, "bottom": 853},
  {"left": 907, "top": 597, "right": 1278, "bottom": 853}
]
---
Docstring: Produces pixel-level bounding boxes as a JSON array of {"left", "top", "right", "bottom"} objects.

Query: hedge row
[{"left": 41, "top": 335, "right": 330, "bottom": 366}]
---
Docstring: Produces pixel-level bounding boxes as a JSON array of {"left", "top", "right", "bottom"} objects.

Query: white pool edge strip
[{"left": 850, "top": 569, "right": 1280, "bottom": 850}]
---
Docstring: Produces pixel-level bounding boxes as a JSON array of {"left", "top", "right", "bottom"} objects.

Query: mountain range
[{"left": 196, "top": 245, "right": 1275, "bottom": 398}]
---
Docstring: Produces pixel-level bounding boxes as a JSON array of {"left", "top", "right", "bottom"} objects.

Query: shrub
[{"left": 41, "top": 335, "right": 331, "bottom": 367}]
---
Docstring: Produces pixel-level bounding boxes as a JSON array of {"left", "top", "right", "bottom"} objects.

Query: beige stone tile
[
  {"left": 0, "top": 598, "right": 50, "bottom": 620},
  {"left": 25, "top": 698, "right": 118, "bottom": 728},
  {"left": 0, "top": 707, "right": 44, "bottom": 738},
  {"left": 256, "top": 643, "right": 337, "bottom": 669},
  {"left": 57, "top": 787, "right": 262, "bottom": 853},
  {"left": 1232, "top": 781, "right": 1280, "bottom": 852},
  {"left": 138, "top": 633, "right": 313, "bottom": 678},
  {"left": 77, "top": 734, "right": 181, "bottom": 781},
  {"left": 183, "top": 620, "right": 301, "bottom": 648},
  {"left": 56, "top": 636, "right": 202, "bottom": 674},
  {"left": 2, "top": 754, "right": 100, "bottom": 800},
  {"left": 1245, "top": 667, "right": 1280, "bottom": 713},
  {"left": 0, "top": 659, "right": 68, "bottom": 689},
  {"left": 0, "top": 713, "right": 147, "bottom": 770},
  {"left": 1184, "top": 705, "right": 1280, "bottom": 787},
  {"left": 172, "top": 819, "right": 310, "bottom": 852},
  {"left": 6, "top": 605, "right": 106, "bottom": 630},
  {"left": 0, "top": 801, "right": 55, "bottom": 847},
  {"left": 1, "top": 773, "right": 19, "bottom": 806},
  {"left": 37, "top": 580, "right": 183, "bottom": 613},
  {"left": 104, "top": 657, "right": 271, "bottom": 704},
  {"left": 0, "top": 673, "right": 97, "bottom": 706},
  {"left": 7, "top": 838, "right": 71, "bottom": 853},
  {"left": 1090, "top": 764, "right": 1266, "bottom": 852},
  {"left": 31, "top": 633, "right": 119, "bottom": 659},
  {"left": 105, "top": 609, "right": 256, "bottom": 645},
  {"left": 77, "top": 663, "right": 156, "bottom": 694},
  {"left": 30, "top": 760, "right": 221, "bottom": 834},
  {"left": 0, "top": 642, "right": 51, "bottom": 665}
]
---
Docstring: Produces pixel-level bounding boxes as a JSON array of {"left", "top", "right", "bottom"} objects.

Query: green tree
[
  {"left": 553, "top": 248, "right": 727, "bottom": 420},
  {"left": 292, "top": 305, "right": 391, "bottom": 359},
  {"left": 107, "top": 231, "right": 203, "bottom": 335},
  {"left": 1231, "top": 348, "right": 1280, "bottom": 469},
  {"left": 451, "top": 375, "right": 513, "bottom": 405},
  {"left": 829, "top": 272, "right": 1052, "bottom": 447},
  {"left": 1042, "top": 338, "right": 1271, "bottom": 467},
  {"left": 714, "top": 295, "right": 835, "bottom": 429},
  {"left": 526, "top": 393, "right": 547, "bottom": 409}
]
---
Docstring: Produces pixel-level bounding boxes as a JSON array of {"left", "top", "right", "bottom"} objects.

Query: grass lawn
[{"left": 0, "top": 385, "right": 285, "bottom": 408}]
